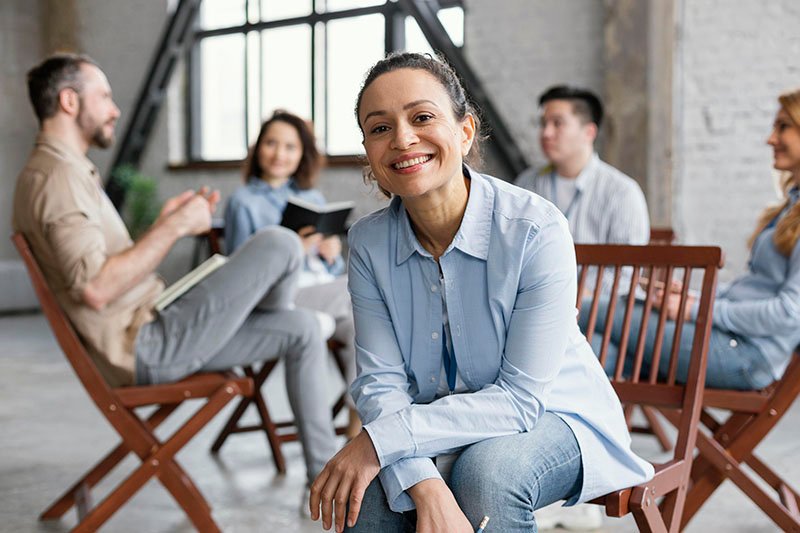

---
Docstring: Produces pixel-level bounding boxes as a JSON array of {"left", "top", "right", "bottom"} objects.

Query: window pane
[
  {"left": 404, "top": 6, "right": 464, "bottom": 53},
  {"left": 326, "top": 14, "right": 384, "bottom": 155},
  {"left": 200, "top": 0, "right": 246, "bottom": 30},
  {"left": 261, "top": 25, "right": 312, "bottom": 124},
  {"left": 260, "top": 0, "right": 312, "bottom": 22},
  {"left": 321, "top": 0, "right": 384, "bottom": 13},
  {"left": 199, "top": 35, "right": 246, "bottom": 160}
]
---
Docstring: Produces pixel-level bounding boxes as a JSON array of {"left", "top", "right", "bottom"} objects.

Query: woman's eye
[
  {"left": 415, "top": 113, "right": 434, "bottom": 123},
  {"left": 370, "top": 125, "right": 389, "bottom": 134}
]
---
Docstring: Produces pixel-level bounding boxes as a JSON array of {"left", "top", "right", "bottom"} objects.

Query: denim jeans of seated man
[
  {"left": 345, "top": 412, "right": 583, "bottom": 533},
  {"left": 579, "top": 296, "right": 774, "bottom": 391}
]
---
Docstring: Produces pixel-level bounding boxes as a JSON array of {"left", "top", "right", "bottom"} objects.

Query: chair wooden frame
[
  {"left": 210, "top": 341, "right": 350, "bottom": 473},
  {"left": 659, "top": 353, "right": 800, "bottom": 531},
  {"left": 205, "top": 225, "right": 350, "bottom": 473},
  {"left": 576, "top": 243, "right": 723, "bottom": 532},
  {"left": 12, "top": 233, "right": 254, "bottom": 532}
]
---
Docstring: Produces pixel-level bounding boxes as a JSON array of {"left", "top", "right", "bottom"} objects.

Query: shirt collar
[
  {"left": 36, "top": 132, "right": 99, "bottom": 181},
  {"left": 789, "top": 185, "right": 800, "bottom": 206},
  {"left": 247, "top": 176, "right": 297, "bottom": 192},
  {"left": 539, "top": 152, "right": 599, "bottom": 192},
  {"left": 395, "top": 165, "right": 492, "bottom": 265}
]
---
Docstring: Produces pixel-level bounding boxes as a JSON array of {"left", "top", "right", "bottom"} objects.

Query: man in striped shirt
[
  {"left": 516, "top": 85, "right": 649, "bottom": 248},
  {"left": 516, "top": 86, "right": 650, "bottom": 531}
]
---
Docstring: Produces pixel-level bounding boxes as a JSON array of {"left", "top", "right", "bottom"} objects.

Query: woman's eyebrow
[{"left": 362, "top": 99, "right": 440, "bottom": 123}]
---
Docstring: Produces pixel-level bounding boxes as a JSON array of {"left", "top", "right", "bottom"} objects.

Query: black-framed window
[{"left": 187, "top": 0, "right": 464, "bottom": 162}]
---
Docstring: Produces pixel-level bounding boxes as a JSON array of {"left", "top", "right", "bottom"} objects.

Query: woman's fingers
[
  {"left": 346, "top": 475, "right": 370, "bottom": 528},
  {"left": 309, "top": 468, "right": 330, "bottom": 521},
  {"left": 333, "top": 472, "right": 354, "bottom": 532}
]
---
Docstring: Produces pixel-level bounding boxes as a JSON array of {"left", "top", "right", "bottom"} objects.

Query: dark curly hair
[{"left": 354, "top": 52, "right": 484, "bottom": 197}]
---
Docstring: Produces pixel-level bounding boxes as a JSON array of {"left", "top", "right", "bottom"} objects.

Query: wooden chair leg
[
  {"left": 40, "top": 404, "right": 177, "bottom": 520},
  {"left": 159, "top": 460, "right": 220, "bottom": 532},
  {"left": 249, "top": 370, "right": 288, "bottom": 474},
  {"left": 641, "top": 406, "right": 673, "bottom": 452}
]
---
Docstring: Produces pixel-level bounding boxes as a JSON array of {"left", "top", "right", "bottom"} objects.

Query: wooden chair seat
[
  {"left": 12, "top": 232, "right": 254, "bottom": 532},
  {"left": 576, "top": 243, "right": 723, "bottom": 532}
]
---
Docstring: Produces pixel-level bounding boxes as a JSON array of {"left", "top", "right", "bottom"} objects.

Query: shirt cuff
[
  {"left": 378, "top": 457, "right": 442, "bottom": 513},
  {"left": 364, "top": 412, "right": 415, "bottom": 466},
  {"left": 712, "top": 298, "right": 731, "bottom": 330}
]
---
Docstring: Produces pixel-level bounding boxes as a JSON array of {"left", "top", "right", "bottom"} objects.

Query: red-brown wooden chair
[
  {"left": 12, "top": 232, "right": 254, "bottom": 533},
  {"left": 659, "top": 353, "right": 800, "bottom": 531},
  {"left": 204, "top": 225, "right": 350, "bottom": 474},
  {"left": 576, "top": 243, "right": 723, "bottom": 532}
]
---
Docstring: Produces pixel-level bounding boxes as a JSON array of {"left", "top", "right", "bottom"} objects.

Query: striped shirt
[{"left": 516, "top": 153, "right": 650, "bottom": 293}]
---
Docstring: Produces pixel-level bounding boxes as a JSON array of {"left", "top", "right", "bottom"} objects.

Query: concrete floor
[{"left": 1, "top": 313, "right": 794, "bottom": 532}]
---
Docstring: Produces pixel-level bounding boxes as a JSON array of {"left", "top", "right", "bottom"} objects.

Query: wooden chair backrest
[
  {"left": 575, "top": 244, "right": 723, "bottom": 469},
  {"left": 11, "top": 233, "right": 120, "bottom": 409}
]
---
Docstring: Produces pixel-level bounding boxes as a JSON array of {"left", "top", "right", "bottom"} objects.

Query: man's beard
[{"left": 77, "top": 104, "right": 114, "bottom": 149}]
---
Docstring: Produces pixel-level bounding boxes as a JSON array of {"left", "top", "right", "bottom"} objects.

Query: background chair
[
  {"left": 576, "top": 243, "right": 723, "bottom": 532},
  {"left": 12, "top": 232, "right": 253, "bottom": 533},
  {"left": 661, "top": 352, "right": 800, "bottom": 531}
]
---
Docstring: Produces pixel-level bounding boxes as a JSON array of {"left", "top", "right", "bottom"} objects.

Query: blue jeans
[
  {"left": 580, "top": 297, "right": 774, "bottom": 391},
  {"left": 346, "top": 412, "right": 583, "bottom": 532}
]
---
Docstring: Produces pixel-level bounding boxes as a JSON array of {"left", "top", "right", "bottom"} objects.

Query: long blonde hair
[{"left": 748, "top": 88, "right": 800, "bottom": 256}]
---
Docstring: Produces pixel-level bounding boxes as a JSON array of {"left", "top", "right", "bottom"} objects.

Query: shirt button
[
  {"left": 729, "top": 338, "right": 738, "bottom": 348},
  {"left": 430, "top": 284, "right": 438, "bottom": 292},
  {"left": 430, "top": 376, "right": 436, "bottom": 383},
  {"left": 431, "top": 331, "right": 439, "bottom": 340}
]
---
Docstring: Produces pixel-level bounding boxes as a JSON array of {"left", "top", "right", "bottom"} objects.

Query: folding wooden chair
[
  {"left": 576, "top": 243, "right": 723, "bottom": 532},
  {"left": 659, "top": 353, "right": 800, "bottom": 531},
  {"left": 205, "top": 225, "right": 351, "bottom": 473},
  {"left": 12, "top": 233, "right": 254, "bottom": 533}
]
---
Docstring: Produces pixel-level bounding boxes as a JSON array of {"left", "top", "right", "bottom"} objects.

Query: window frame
[{"left": 184, "top": 0, "right": 463, "bottom": 165}]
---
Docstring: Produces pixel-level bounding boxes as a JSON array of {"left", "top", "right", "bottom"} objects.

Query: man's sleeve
[{"left": 37, "top": 167, "right": 108, "bottom": 301}]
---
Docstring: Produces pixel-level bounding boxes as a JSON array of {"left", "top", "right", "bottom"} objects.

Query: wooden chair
[
  {"left": 11, "top": 233, "right": 254, "bottom": 533},
  {"left": 576, "top": 243, "right": 723, "bottom": 532},
  {"left": 660, "top": 353, "right": 800, "bottom": 531},
  {"left": 204, "top": 225, "right": 350, "bottom": 473}
]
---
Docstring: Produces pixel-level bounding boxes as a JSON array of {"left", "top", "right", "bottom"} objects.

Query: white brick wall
[
  {"left": 676, "top": 0, "right": 800, "bottom": 279},
  {"left": 464, "top": 0, "right": 606, "bottom": 174}
]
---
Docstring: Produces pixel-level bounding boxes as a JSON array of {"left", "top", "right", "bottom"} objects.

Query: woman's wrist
[{"left": 408, "top": 478, "right": 450, "bottom": 502}]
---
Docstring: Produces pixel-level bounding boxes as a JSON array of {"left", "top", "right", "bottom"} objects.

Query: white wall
[{"left": 675, "top": 0, "right": 800, "bottom": 278}]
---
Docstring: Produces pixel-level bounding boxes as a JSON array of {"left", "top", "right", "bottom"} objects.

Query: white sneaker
[
  {"left": 535, "top": 502, "right": 603, "bottom": 531},
  {"left": 313, "top": 311, "right": 336, "bottom": 340}
]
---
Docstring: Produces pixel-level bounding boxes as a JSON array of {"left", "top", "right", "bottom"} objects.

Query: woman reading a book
[
  {"left": 307, "top": 52, "right": 653, "bottom": 533},
  {"left": 584, "top": 87, "right": 800, "bottom": 391},
  {"left": 224, "top": 110, "right": 361, "bottom": 438}
]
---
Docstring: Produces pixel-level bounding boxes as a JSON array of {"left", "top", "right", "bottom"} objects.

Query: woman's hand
[
  {"left": 650, "top": 280, "right": 695, "bottom": 322},
  {"left": 318, "top": 235, "right": 342, "bottom": 264},
  {"left": 310, "top": 431, "right": 381, "bottom": 532},
  {"left": 297, "top": 225, "right": 323, "bottom": 253},
  {"left": 408, "top": 479, "right": 473, "bottom": 533}
]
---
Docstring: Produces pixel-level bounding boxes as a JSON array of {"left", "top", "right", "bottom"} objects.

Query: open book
[
  {"left": 280, "top": 197, "right": 354, "bottom": 235},
  {"left": 154, "top": 254, "right": 228, "bottom": 312}
]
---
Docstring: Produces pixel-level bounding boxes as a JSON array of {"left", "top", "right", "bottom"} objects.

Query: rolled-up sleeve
[{"left": 37, "top": 167, "right": 107, "bottom": 301}]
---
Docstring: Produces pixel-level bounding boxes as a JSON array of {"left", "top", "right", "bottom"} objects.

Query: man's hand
[
  {"left": 158, "top": 187, "right": 221, "bottom": 237},
  {"left": 408, "top": 479, "right": 473, "bottom": 533},
  {"left": 318, "top": 235, "right": 342, "bottom": 265},
  {"left": 309, "top": 431, "right": 381, "bottom": 532}
]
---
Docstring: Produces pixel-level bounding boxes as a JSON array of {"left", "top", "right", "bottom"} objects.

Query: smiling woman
[{"left": 307, "top": 52, "right": 654, "bottom": 533}]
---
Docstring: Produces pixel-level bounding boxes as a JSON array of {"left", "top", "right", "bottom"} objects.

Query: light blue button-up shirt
[
  {"left": 348, "top": 167, "right": 653, "bottom": 513},
  {"left": 711, "top": 187, "right": 800, "bottom": 380},
  {"left": 224, "top": 177, "right": 345, "bottom": 275}
]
